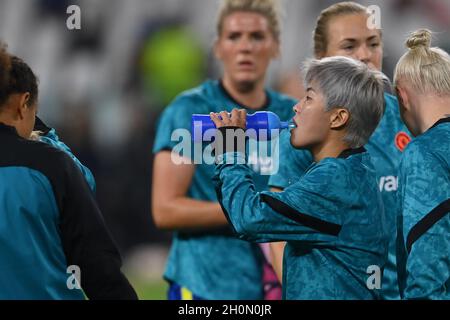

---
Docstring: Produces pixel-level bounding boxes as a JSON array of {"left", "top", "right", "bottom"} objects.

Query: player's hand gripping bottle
[{"left": 191, "top": 111, "right": 295, "bottom": 142}]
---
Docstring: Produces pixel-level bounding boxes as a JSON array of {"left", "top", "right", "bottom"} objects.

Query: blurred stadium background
[{"left": 0, "top": 0, "right": 448, "bottom": 299}]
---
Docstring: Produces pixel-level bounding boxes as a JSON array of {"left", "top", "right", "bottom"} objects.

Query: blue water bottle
[{"left": 191, "top": 111, "right": 294, "bottom": 142}]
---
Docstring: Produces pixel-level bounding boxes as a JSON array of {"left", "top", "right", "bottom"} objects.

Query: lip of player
[
  {"left": 290, "top": 117, "right": 298, "bottom": 131},
  {"left": 237, "top": 59, "right": 255, "bottom": 69}
]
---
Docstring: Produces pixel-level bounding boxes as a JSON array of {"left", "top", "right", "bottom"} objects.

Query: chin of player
[
  {"left": 232, "top": 71, "right": 261, "bottom": 90},
  {"left": 290, "top": 127, "right": 318, "bottom": 152},
  {"left": 289, "top": 128, "right": 304, "bottom": 149}
]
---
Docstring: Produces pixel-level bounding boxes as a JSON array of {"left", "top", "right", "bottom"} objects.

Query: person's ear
[
  {"left": 213, "top": 38, "right": 222, "bottom": 61},
  {"left": 17, "top": 92, "right": 31, "bottom": 120},
  {"left": 315, "top": 51, "right": 326, "bottom": 60},
  {"left": 273, "top": 46, "right": 280, "bottom": 59},
  {"left": 271, "top": 39, "right": 280, "bottom": 59},
  {"left": 395, "top": 85, "right": 410, "bottom": 111},
  {"left": 330, "top": 108, "right": 350, "bottom": 129}
]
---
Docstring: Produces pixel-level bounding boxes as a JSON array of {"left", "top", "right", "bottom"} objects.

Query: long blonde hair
[
  {"left": 394, "top": 29, "right": 450, "bottom": 96},
  {"left": 216, "top": 0, "right": 281, "bottom": 41}
]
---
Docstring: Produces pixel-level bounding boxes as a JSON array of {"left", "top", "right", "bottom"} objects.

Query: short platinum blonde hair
[
  {"left": 216, "top": 0, "right": 281, "bottom": 41},
  {"left": 394, "top": 29, "right": 450, "bottom": 96},
  {"left": 304, "top": 56, "right": 387, "bottom": 148}
]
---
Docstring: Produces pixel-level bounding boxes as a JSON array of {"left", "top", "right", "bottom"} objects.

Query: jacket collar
[
  {"left": 430, "top": 116, "right": 450, "bottom": 130},
  {"left": 0, "top": 122, "right": 19, "bottom": 136},
  {"left": 338, "top": 146, "right": 367, "bottom": 159}
]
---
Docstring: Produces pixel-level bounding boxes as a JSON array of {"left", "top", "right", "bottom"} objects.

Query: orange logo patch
[{"left": 395, "top": 132, "right": 411, "bottom": 152}]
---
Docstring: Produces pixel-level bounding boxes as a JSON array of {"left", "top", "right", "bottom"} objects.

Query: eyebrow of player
[{"left": 339, "top": 35, "right": 380, "bottom": 44}]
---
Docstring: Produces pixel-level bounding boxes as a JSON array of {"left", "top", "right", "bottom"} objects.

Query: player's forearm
[
  {"left": 270, "top": 242, "right": 286, "bottom": 283},
  {"left": 152, "top": 198, "right": 228, "bottom": 230},
  {"left": 216, "top": 153, "right": 324, "bottom": 243},
  {"left": 81, "top": 256, "right": 138, "bottom": 300},
  {"left": 215, "top": 153, "right": 280, "bottom": 242},
  {"left": 268, "top": 189, "right": 285, "bottom": 282}
]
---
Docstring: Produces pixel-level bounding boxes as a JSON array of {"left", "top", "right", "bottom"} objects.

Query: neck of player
[
  {"left": 222, "top": 75, "right": 267, "bottom": 110},
  {"left": 416, "top": 95, "right": 450, "bottom": 134},
  {"left": 311, "top": 138, "right": 351, "bottom": 163}
]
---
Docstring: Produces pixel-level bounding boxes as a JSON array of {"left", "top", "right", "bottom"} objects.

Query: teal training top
[
  {"left": 268, "top": 93, "right": 411, "bottom": 299},
  {"left": 397, "top": 117, "right": 450, "bottom": 299},
  {"left": 40, "top": 129, "right": 96, "bottom": 192},
  {"left": 0, "top": 123, "right": 136, "bottom": 299},
  {"left": 214, "top": 148, "right": 389, "bottom": 300},
  {"left": 152, "top": 80, "right": 296, "bottom": 299}
]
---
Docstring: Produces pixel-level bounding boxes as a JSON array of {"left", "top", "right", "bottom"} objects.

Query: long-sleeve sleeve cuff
[{"left": 214, "top": 127, "right": 247, "bottom": 163}]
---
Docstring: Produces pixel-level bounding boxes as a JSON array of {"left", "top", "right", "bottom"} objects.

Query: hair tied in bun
[{"left": 406, "top": 29, "right": 432, "bottom": 50}]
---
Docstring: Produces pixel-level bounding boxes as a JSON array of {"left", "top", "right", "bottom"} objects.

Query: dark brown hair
[
  {"left": 0, "top": 45, "right": 38, "bottom": 108},
  {"left": 0, "top": 43, "right": 12, "bottom": 105}
]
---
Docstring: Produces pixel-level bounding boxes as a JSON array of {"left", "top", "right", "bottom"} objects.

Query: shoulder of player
[
  {"left": 303, "top": 158, "right": 344, "bottom": 179},
  {"left": 163, "top": 82, "right": 216, "bottom": 115},
  {"left": 24, "top": 139, "right": 79, "bottom": 175},
  {"left": 267, "top": 90, "right": 297, "bottom": 112},
  {"left": 383, "top": 92, "right": 398, "bottom": 108},
  {"left": 380, "top": 94, "right": 401, "bottom": 125},
  {"left": 381, "top": 93, "right": 402, "bottom": 121},
  {"left": 371, "top": 93, "right": 411, "bottom": 142},
  {"left": 283, "top": 158, "right": 347, "bottom": 198},
  {"left": 401, "top": 133, "right": 444, "bottom": 170},
  {"left": 316, "top": 153, "right": 372, "bottom": 178},
  {"left": 267, "top": 89, "right": 297, "bottom": 105}
]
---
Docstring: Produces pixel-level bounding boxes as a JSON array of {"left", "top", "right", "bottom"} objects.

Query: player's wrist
[{"left": 214, "top": 126, "right": 247, "bottom": 160}]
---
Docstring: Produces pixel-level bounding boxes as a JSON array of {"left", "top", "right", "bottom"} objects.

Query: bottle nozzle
[{"left": 280, "top": 121, "right": 297, "bottom": 130}]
